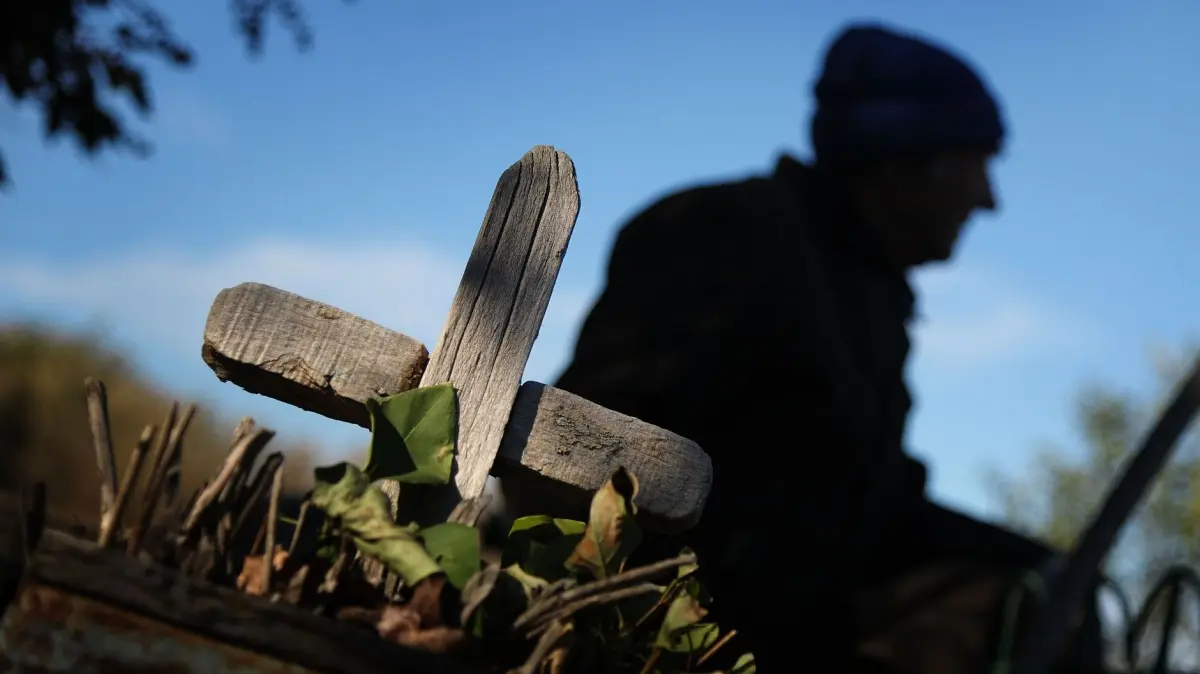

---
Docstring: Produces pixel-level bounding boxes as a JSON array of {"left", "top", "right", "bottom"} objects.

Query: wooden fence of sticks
[{"left": 0, "top": 146, "right": 717, "bottom": 674}]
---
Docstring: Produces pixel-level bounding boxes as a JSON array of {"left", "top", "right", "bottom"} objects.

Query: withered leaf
[
  {"left": 566, "top": 467, "right": 643, "bottom": 578},
  {"left": 236, "top": 547, "right": 288, "bottom": 596},
  {"left": 311, "top": 463, "right": 442, "bottom": 586}
]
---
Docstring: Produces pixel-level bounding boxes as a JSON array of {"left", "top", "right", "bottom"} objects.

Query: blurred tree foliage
[
  {"left": 0, "top": 322, "right": 316, "bottom": 533},
  {"left": 0, "top": 0, "right": 339, "bottom": 187},
  {"left": 991, "top": 347, "right": 1200, "bottom": 669},
  {"left": 992, "top": 347, "right": 1200, "bottom": 592}
]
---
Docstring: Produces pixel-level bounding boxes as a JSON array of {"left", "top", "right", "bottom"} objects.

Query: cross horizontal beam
[{"left": 202, "top": 282, "right": 712, "bottom": 533}]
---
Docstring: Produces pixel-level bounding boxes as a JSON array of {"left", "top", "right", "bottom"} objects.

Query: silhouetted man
[{"left": 553, "top": 23, "right": 1104, "bottom": 674}]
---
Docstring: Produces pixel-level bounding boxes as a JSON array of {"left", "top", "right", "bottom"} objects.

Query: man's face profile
[{"left": 879, "top": 149, "right": 999, "bottom": 266}]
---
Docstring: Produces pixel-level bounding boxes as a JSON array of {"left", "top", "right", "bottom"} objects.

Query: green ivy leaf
[
  {"left": 656, "top": 570, "right": 716, "bottom": 653},
  {"left": 475, "top": 565, "right": 546, "bottom": 632},
  {"left": 502, "top": 515, "right": 585, "bottom": 581},
  {"left": 311, "top": 462, "right": 441, "bottom": 586},
  {"left": 660, "top": 622, "right": 720, "bottom": 654},
  {"left": 731, "top": 652, "right": 757, "bottom": 673},
  {"left": 502, "top": 563, "right": 550, "bottom": 600},
  {"left": 420, "top": 522, "right": 481, "bottom": 590},
  {"left": 363, "top": 383, "right": 457, "bottom": 485},
  {"left": 313, "top": 521, "right": 342, "bottom": 564}
]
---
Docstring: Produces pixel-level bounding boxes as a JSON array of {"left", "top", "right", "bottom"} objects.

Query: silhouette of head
[{"left": 811, "top": 23, "right": 1004, "bottom": 269}]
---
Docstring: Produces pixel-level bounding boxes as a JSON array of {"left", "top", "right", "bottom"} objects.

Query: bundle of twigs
[
  {"left": 85, "top": 378, "right": 296, "bottom": 588},
  {"left": 69, "top": 377, "right": 744, "bottom": 673},
  {"left": 82, "top": 376, "right": 396, "bottom": 617}
]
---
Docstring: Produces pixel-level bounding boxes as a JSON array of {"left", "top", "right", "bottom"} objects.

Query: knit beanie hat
[{"left": 810, "top": 23, "right": 1005, "bottom": 168}]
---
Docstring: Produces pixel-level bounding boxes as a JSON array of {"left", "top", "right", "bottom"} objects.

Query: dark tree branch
[{"left": 0, "top": 0, "right": 332, "bottom": 188}]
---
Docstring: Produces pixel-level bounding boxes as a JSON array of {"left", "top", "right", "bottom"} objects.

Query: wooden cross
[{"left": 199, "top": 146, "right": 712, "bottom": 535}]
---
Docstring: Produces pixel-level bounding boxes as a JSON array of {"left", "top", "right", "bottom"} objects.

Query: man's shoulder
[
  {"left": 636, "top": 171, "right": 786, "bottom": 223},
  {"left": 614, "top": 167, "right": 807, "bottom": 259}
]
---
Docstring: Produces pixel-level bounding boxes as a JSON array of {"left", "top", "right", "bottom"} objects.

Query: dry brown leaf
[
  {"left": 279, "top": 564, "right": 317, "bottom": 605},
  {"left": 408, "top": 573, "right": 449, "bottom": 627},
  {"left": 337, "top": 605, "right": 384, "bottom": 624},
  {"left": 237, "top": 547, "right": 289, "bottom": 595},
  {"left": 358, "top": 604, "right": 468, "bottom": 654},
  {"left": 566, "top": 468, "right": 641, "bottom": 578},
  {"left": 375, "top": 605, "right": 421, "bottom": 638},
  {"left": 542, "top": 643, "right": 570, "bottom": 674},
  {"left": 396, "top": 626, "right": 469, "bottom": 653}
]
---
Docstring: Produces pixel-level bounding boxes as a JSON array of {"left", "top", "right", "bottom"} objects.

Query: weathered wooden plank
[
  {"left": 1, "top": 582, "right": 321, "bottom": 673},
  {"left": 495, "top": 382, "right": 712, "bottom": 534},
  {"left": 203, "top": 283, "right": 429, "bottom": 428},
  {"left": 1, "top": 524, "right": 474, "bottom": 674},
  {"left": 385, "top": 145, "right": 582, "bottom": 522}
]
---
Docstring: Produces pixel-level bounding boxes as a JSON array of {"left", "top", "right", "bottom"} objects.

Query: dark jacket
[{"left": 554, "top": 155, "right": 929, "bottom": 661}]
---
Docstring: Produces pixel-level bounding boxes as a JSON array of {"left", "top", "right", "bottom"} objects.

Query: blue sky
[{"left": 1, "top": 0, "right": 1197, "bottom": 525}]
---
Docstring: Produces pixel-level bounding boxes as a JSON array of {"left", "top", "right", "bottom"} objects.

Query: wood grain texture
[
  {"left": 202, "top": 283, "right": 429, "bottom": 428},
  {"left": 19, "top": 529, "right": 475, "bottom": 674},
  {"left": 2, "top": 582, "right": 323, "bottom": 673},
  {"left": 495, "top": 382, "right": 712, "bottom": 534},
  {"left": 383, "top": 146, "right": 581, "bottom": 522}
]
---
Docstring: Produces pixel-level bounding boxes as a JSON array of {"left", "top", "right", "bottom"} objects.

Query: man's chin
[
  {"left": 929, "top": 227, "right": 968, "bottom": 264},
  {"left": 914, "top": 244, "right": 958, "bottom": 268}
]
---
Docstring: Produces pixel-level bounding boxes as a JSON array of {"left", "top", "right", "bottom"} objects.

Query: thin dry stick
[
  {"left": 220, "top": 465, "right": 252, "bottom": 509},
  {"left": 142, "top": 403, "right": 179, "bottom": 498},
  {"left": 218, "top": 424, "right": 274, "bottom": 517},
  {"left": 639, "top": 647, "right": 662, "bottom": 674},
  {"left": 232, "top": 416, "right": 254, "bottom": 443},
  {"left": 449, "top": 493, "right": 493, "bottom": 527},
  {"left": 218, "top": 422, "right": 260, "bottom": 507},
  {"left": 696, "top": 629, "right": 739, "bottom": 666},
  {"left": 262, "top": 465, "right": 285, "bottom": 594},
  {"left": 514, "top": 619, "right": 567, "bottom": 674},
  {"left": 84, "top": 378, "right": 118, "bottom": 519},
  {"left": 98, "top": 426, "right": 153, "bottom": 548},
  {"left": 249, "top": 515, "right": 269, "bottom": 556},
  {"left": 158, "top": 404, "right": 198, "bottom": 510},
  {"left": 514, "top": 552, "right": 696, "bottom": 630},
  {"left": 182, "top": 428, "right": 274, "bottom": 534},
  {"left": 126, "top": 404, "right": 178, "bottom": 553},
  {"left": 633, "top": 579, "right": 685, "bottom": 631},
  {"left": 319, "top": 548, "right": 353, "bottom": 595},
  {"left": 287, "top": 501, "right": 312, "bottom": 558},
  {"left": 221, "top": 417, "right": 256, "bottom": 506},
  {"left": 229, "top": 453, "right": 284, "bottom": 545},
  {"left": 566, "top": 553, "right": 697, "bottom": 602},
  {"left": 528, "top": 583, "right": 661, "bottom": 635},
  {"left": 155, "top": 404, "right": 197, "bottom": 479},
  {"left": 129, "top": 404, "right": 196, "bottom": 553}
]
